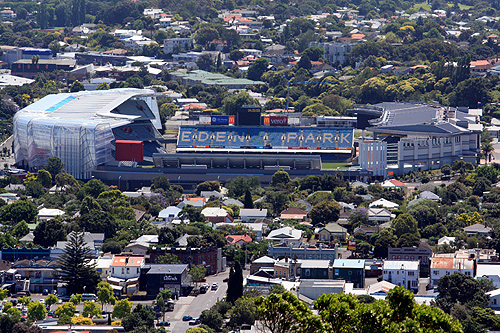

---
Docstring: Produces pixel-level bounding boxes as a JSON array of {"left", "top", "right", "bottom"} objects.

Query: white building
[
  {"left": 487, "top": 288, "right": 500, "bottom": 310},
  {"left": 143, "top": 8, "right": 163, "bottom": 20},
  {"left": 110, "top": 256, "right": 144, "bottom": 280},
  {"left": 37, "top": 208, "right": 65, "bottom": 221},
  {"left": 477, "top": 263, "right": 500, "bottom": 289},
  {"left": 266, "top": 227, "right": 304, "bottom": 247},
  {"left": 359, "top": 140, "right": 387, "bottom": 177},
  {"left": 308, "top": 42, "right": 355, "bottom": 65},
  {"left": 382, "top": 260, "right": 420, "bottom": 290},
  {"left": 430, "top": 257, "right": 474, "bottom": 288},
  {"left": 163, "top": 38, "right": 194, "bottom": 54}
]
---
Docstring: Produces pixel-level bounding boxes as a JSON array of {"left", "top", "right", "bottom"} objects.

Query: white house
[
  {"left": 369, "top": 198, "right": 399, "bottom": 210},
  {"left": 240, "top": 208, "right": 268, "bottom": 222},
  {"left": 266, "top": 227, "right": 303, "bottom": 247},
  {"left": 430, "top": 257, "right": 474, "bottom": 288},
  {"left": 437, "top": 236, "right": 456, "bottom": 246},
  {"left": 158, "top": 206, "right": 182, "bottom": 222},
  {"left": 163, "top": 38, "right": 194, "bottom": 54},
  {"left": 382, "top": 260, "right": 420, "bottom": 290},
  {"left": 477, "top": 263, "right": 500, "bottom": 289},
  {"left": 487, "top": 288, "right": 500, "bottom": 309},
  {"left": 110, "top": 256, "right": 144, "bottom": 280},
  {"left": 368, "top": 207, "right": 393, "bottom": 223},
  {"left": 37, "top": 208, "right": 65, "bottom": 221}
]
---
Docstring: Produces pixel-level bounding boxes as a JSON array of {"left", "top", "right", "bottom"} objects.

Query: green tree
[
  {"left": 58, "top": 232, "right": 100, "bottom": 294},
  {"left": 302, "top": 103, "right": 334, "bottom": 117},
  {"left": 12, "top": 220, "right": 29, "bottom": 239},
  {"left": 392, "top": 213, "right": 419, "bottom": 238},
  {"left": 55, "top": 302, "right": 76, "bottom": 318},
  {"left": 226, "top": 176, "right": 260, "bottom": 198},
  {"left": 441, "top": 164, "right": 452, "bottom": 175},
  {"left": 151, "top": 175, "right": 171, "bottom": 191},
  {"left": 33, "top": 219, "right": 66, "bottom": 247},
  {"left": 45, "top": 294, "right": 58, "bottom": 310},
  {"left": 195, "top": 180, "right": 220, "bottom": 195},
  {"left": 436, "top": 272, "right": 491, "bottom": 313},
  {"left": 302, "top": 46, "right": 325, "bottom": 61},
  {"left": 476, "top": 165, "right": 499, "bottom": 183},
  {"left": 200, "top": 308, "right": 223, "bottom": 331},
  {"left": 97, "top": 281, "right": 116, "bottom": 311},
  {"left": 96, "top": 82, "right": 109, "bottom": 90},
  {"left": 297, "top": 54, "right": 312, "bottom": 70},
  {"left": 196, "top": 54, "right": 215, "bottom": 72},
  {"left": 112, "top": 299, "right": 132, "bottom": 319},
  {"left": 121, "top": 304, "right": 155, "bottom": 331},
  {"left": 222, "top": 91, "right": 260, "bottom": 115},
  {"left": 227, "top": 261, "right": 243, "bottom": 304},
  {"left": 83, "top": 178, "right": 107, "bottom": 198},
  {"left": 69, "top": 80, "right": 85, "bottom": 92},
  {"left": 190, "top": 265, "right": 207, "bottom": 290},
  {"left": 70, "top": 294, "right": 82, "bottom": 305},
  {"left": 83, "top": 300, "right": 102, "bottom": 318},
  {"left": 45, "top": 157, "right": 64, "bottom": 178},
  {"left": 244, "top": 189, "right": 254, "bottom": 209},
  {"left": 37, "top": 169, "right": 52, "bottom": 188},
  {"left": 255, "top": 291, "right": 322, "bottom": 333},
  {"left": 309, "top": 200, "right": 341, "bottom": 226},
  {"left": 229, "top": 49, "right": 245, "bottom": 61},
  {"left": 0, "top": 200, "right": 37, "bottom": 224},
  {"left": 195, "top": 26, "right": 219, "bottom": 47},
  {"left": 247, "top": 58, "right": 269, "bottom": 81},
  {"left": 271, "top": 169, "right": 291, "bottom": 187},
  {"left": 228, "top": 297, "right": 256, "bottom": 328}
]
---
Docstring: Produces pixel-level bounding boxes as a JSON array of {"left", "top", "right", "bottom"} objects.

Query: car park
[
  {"left": 182, "top": 315, "right": 192, "bottom": 321},
  {"left": 189, "top": 317, "right": 200, "bottom": 325}
]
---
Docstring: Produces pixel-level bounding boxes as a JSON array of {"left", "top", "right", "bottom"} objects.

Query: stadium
[{"left": 13, "top": 89, "right": 358, "bottom": 188}]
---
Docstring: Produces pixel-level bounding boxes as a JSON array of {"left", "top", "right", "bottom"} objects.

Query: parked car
[
  {"left": 47, "top": 311, "right": 55, "bottom": 318},
  {"left": 182, "top": 315, "right": 192, "bottom": 321},
  {"left": 12, "top": 291, "right": 30, "bottom": 298},
  {"left": 157, "top": 320, "right": 170, "bottom": 327},
  {"left": 81, "top": 293, "right": 98, "bottom": 301},
  {"left": 223, "top": 277, "right": 229, "bottom": 282},
  {"left": 189, "top": 318, "right": 200, "bottom": 325},
  {"left": 211, "top": 283, "right": 218, "bottom": 290},
  {"left": 42, "top": 289, "right": 49, "bottom": 295},
  {"left": 57, "top": 294, "right": 71, "bottom": 301}
]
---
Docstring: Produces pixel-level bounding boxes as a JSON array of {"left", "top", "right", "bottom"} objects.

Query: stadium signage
[
  {"left": 269, "top": 116, "right": 288, "bottom": 126},
  {"left": 211, "top": 115, "right": 229, "bottom": 125}
]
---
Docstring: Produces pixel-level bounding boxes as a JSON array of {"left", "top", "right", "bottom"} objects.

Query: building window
[
  {"left": 433, "top": 271, "right": 439, "bottom": 275},
  {"left": 446, "top": 271, "right": 450, "bottom": 275},
  {"left": 348, "top": 271, "right": 352, "bottom": 275},
  {"left": 412, "top": 281, "right": 417, "bottom": 287},
  {"left": 408, "top": 272, "right": 414, "bottom": 276},
  {"left": 122, "top": 268, "right": 124, "bottom": 274},
  {"left": 465, "top": 272, "right": 470, "bottom": 276},
  {"left": 305, "top": 269, "right": 310, "bottom": 276},
  {"left": 494, "top": 299, "right": 497, "bottom": 305},
  {"left": 335, "top": 269, "right": 339, "bottom": 276}
]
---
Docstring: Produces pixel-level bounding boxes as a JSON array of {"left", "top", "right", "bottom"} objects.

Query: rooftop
[
  {"left": 333, "top": 259, "right": 365, "bottom": 269},
  {"left": 145, "top": 264, "right": 189, "bottom": 275}
]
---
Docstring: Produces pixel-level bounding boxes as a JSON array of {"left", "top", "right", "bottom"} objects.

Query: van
[{"left": 81, "top": 293, "right": 98, "bottom": 301}]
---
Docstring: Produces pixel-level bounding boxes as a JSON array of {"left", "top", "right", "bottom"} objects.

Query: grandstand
[
  {"left": 14, "top": 89, "right": 164, "bottom": 179},
  {"left": 176, "top": 126, "right": 353, "bottom": 154}
]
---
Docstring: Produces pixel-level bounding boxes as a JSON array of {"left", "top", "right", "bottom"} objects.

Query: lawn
[
  {"left": 322, "top": 162, "right": 352, "bottom": 169},
  {"left": 412, "top": 2, "right": 471, "bottom": 11}
]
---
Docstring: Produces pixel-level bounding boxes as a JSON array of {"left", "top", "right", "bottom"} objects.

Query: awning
[
  {"left": 6, "top": 269, "right": 17, "bottom": 274},
  {"left": 107, "top": 276, "right": 125, "bottom": 283},
  {"left": 110, "top": 285, "right": 123, "bottom": 291}
]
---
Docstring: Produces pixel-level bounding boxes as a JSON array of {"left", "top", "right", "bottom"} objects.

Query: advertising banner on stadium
[
  {"left": 288, "top": 117, "right": 300, "bottom": 125},
  {"left": 211, "top": 115, "right": 229, "bottom": 125},
  {"left": 263, "top": 116, "right": 270, "bottom": 125},
  {"left": 229, "top": 116, "right": 235, "bottom": 125},
  {"left": 199, "top": 116, "right": 211, "bottom": 125},
  {"left": 269, "top": 116, "right": 288, "bottom": 126}
]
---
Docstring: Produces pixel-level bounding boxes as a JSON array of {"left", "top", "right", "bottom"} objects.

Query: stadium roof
[
  {"left": 371, "top": 122, "right": 470, "bottom": 136},
  {"left": 19, "top": 88, "right": 157, "bottom": 127}
]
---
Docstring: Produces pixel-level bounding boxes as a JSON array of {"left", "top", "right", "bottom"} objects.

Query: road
[{"left": 166, "top": 270, "right": 229, "bottom": 332}]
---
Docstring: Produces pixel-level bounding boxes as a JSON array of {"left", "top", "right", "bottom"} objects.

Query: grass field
[{"left": 322, "top": 162, "right": 352, "bottom": 169}]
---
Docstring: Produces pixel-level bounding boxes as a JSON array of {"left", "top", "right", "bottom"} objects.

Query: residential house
[
  {"left": 419, "top": 191, "right": 441, "bottom": 201},
  {"left": 201, "top": 207, "right": 233, "bottom": 223},
  {"left": 93, "top": 255, "right": 113, "bottom": 279},
  {"left": 366, "top": 281, "right": 397, "bottom": 295},
  {"left": 308, "top": 42, "right": 354, "bottom": 65},
  {"left": 110, "top": 256, "right": 144, "bottom": 280},
  {"left": 316, "top": 223, "right": 348, "bottom": 242},
  {"left": 226, "top": 234, "right": 252, "bottom": 246},
  {"left": 437, "top": 236, "right": 456, "bottom": 246},
  {"left": 19, "top": 232, "right": 34, "bottom": 245},
  {"left": 37, "top": 208, "right": 65, "bottom": 221},
  {"left": 353, "top": 226, "right": 380, "bottom": 237},
  {"left": 382, "top": 260, "right": 420, "bottom": 290},
  {"left": 222, "top": 198, "right": 244, "bottom": 207},
  {"left": 429, "top": 256, "right": 474, "bottom": 288},
  {"left": 487, "top": 288, "right": 500, "bottom": 309},
  {"left": 477, "top": 263, "right": 500, "bottom": 289},
  {"left": 56, "top": 232, "right": 104, "bottom": 251},
  {"left": 388, "top": 244, "right": 433, "bottom": 277},
  {"left": 133, "top": 235, "right": 158, "bottom": 244},
  {"left": 369, "top": 198, "right": 399, "bottom": 210},
  {"left": 368, "top": 207, "right": 393, "bottom": 223},
  {"left": 267, "top": 227, "right": 303, "bottom": 247},
  {"left": 332, "top": 259, "right": 366, "bottom": 288},
  {"left": 240, "top": 208, "right": 268, "bottom": 222},
  {"left": 463, "top": 223, "right": 492, "bottom": 236},
  {"left": 280, "top": 208, "right": 307, "bottom": 221},
  {"left": 177, "top": 199, "right": 205, "bottom": 209},
  {"left": 300, "top": 260, "right": 331, "bottom": 280},
  {"left": 250, "top": 256, "right": 276, "bottom": 275},
  {"left": 123, "top": 242, "right": 150, "bottom": 255},
  {"left": 200, "top": 191, "right": 224, "bottom": 200},
  {"left": 382, "top": 179, "right": 406, "bottom": 189},
  {"left": 139, "top": 264, "right": 190, "bottom": 297}
]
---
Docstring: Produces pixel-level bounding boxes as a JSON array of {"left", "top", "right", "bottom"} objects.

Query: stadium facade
[{"left": 13, "top": 88, "right": 164, "bottom": 179}]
